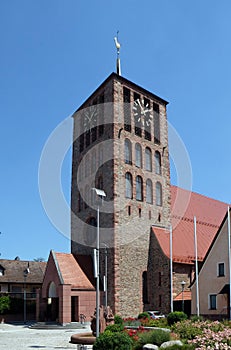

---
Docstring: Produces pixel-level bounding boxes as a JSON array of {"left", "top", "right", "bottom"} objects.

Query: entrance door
[{"left": 71, "top": 296, "right": 79, "bottom": 322}]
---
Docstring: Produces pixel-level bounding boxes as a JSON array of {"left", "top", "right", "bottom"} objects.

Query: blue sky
[{"left": 1, "top": 0, "right": 231, "bottom": 261}]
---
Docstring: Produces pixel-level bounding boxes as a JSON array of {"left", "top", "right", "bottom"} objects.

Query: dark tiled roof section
[{"left": 0, "top": 259, "right": 46, "bottom": 283}]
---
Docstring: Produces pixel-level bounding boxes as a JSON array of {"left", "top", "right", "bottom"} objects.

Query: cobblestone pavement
[{"left": 0, "top": 323, "right": 93, "bottom": 350}]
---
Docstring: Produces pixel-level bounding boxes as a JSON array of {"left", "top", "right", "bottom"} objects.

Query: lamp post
[
  {"left": 23, "top": 263, "right": 30, "bottom": 324},
  {"left": 181, "top": 280, "right": 186, "bottom": 313},
  {"left": 92, "top": 188, "right": 106, "bottom": 337}
]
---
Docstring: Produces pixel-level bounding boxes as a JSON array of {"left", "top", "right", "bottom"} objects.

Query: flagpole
[
  {"left": 170, "top": 225, "right": 173, "bottom": 312},
  {"left": 194, "top": 216, "right": 200, "bottom": 316},
  {"left": 227, "top": 207, "right": 231, "bottom": 320}
]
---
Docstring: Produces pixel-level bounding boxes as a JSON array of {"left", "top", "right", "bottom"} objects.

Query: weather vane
[{"left": 114, "top": 31, "right": 121, "bottom": 76}]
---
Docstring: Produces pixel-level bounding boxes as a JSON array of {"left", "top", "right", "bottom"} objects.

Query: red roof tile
[
  {"left": 153, "top": 186, "right": 229, "bottom": 264},
  {"left": 54, "top": 252, "right": 95, "bottom": 290},
  {"left": 174, "top": 290, "right": 192, "bottom": 301}
]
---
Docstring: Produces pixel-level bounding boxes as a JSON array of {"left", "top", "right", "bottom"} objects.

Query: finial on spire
[{"left": 114, "top": 31, "right": 121, "bottom": 76}]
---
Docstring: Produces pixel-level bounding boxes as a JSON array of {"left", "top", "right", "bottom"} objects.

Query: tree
[{"left": 0, "top": 296, "right": 10, "bottom": 314}]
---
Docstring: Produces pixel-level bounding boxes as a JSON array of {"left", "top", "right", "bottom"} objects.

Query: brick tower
[{"left": 71, "top": 73, "right": 171, "bottom": 317}]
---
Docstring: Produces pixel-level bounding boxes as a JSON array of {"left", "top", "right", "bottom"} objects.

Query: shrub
[
  {"left": 93, "top": 330, "right": 133, "bottom": 350},
  {"left": 133, "top": 329, "right": 170, "bottom": 350},
  {"left": 114, "top": 314, "right": 124, "bottom": 325},
  {"left": 105, "top": 323, "right": 124, "bottom": 332},
  {"left": 0, "top": 296, "right": 10, "bottom": 314},
  {"left": 171, "top": 319, "right": 203, "bottom": 340},
  {"left": 137, "top": 311, "right": 150, "bottom": 320},
  {"left": 167, "top": 311, "right": 187, "bottom": 326}
]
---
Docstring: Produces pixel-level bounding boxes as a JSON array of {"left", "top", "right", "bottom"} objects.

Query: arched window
[
  {"left": 125, "top": 172, "right": 133, "bottom": 198},
  {"left": 136, "top": 176, "right": 143, "bottom": 201},
  {"left": 145, "top": 147, "right": 152, "bottom": 171},
  {"left": 156, "top": 181, "right": 162, "bottom": 206},
  {"left": 146, "top": 179, "right": 153, "bottom": 204},
  {"left": 97, "top": 175, "right": 103, "bottom": 190},
  {"left": 135, "top": 143, "right": 142, "bottom": 168},
  {"left": 124, "top": 138, "right": 132, "bottom": 164},
  {"left": 155, "top": 151, "right": 161, "bottom": 175}
]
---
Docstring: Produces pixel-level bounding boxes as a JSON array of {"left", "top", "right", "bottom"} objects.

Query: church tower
[{"left": 71, "top": 73, "right": 171, "bottom": 317}]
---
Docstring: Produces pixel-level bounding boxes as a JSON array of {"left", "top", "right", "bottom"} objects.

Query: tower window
[
  {"left": 218, "top": 262, "right": 225, "bottom": 277},
  {"left": 124, "top": 139, "right": 132, "bottom": 165},
  {"left": 123, "top": 87, "right": 131, "bottom": 132},
  {"left": 135, "top": 143, "right": 142, "bottom": 168},
  {"left": 145, "top": 147, "right": 152, "bottom": 171},
  {"left": 146, "top": 179, "right": 153, "bottom": 204},
  {"left": 153, "top": 103, "right": 160, "bottom": 144},
  {"left": 155, "top": 151, "right": 161, "bottom": 175},
  {"left": 98, "top": 94, "right": 104, "bottom": 136},
  {"left": 144, "top": 98, "right": 151, "bottom": 141},
  {"left": 156, "top": 182, "right": 162, "bottom": 206},
  {"left": 125, "top": 172, "right": 133, "bottom": 198},
  {"left": 142, "top": 271, "right": 148, "bottom": 304},
  {"left": 136, "top": 176, "right": 143, "bottom": 201},
  {"left": 139, "top": 208, "right": 141, "bottom": 217},
  {"left": 134, "top": 93, "right": 142, "bottom": 137},
  {"left": 128, "top": 205, "right": 131, "bottom": 216}
]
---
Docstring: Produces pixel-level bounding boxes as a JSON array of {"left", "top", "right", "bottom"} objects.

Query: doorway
[{"left": 71, "top": 296, "right": 79, "bottom": 322}]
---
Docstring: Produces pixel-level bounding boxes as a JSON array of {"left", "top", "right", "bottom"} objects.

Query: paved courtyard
[{"left": 0, "top": 323, "right": 93, "bottom": 350}]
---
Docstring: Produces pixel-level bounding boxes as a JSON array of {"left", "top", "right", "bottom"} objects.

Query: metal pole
[
  {"left": 105, "top": 245, "right": 108, "bottom": 308},
  {"left": 194, "top": 216, "right": 200, "bottom": 316},
  {"left": 23, "top": 275, "right": 26, "bottom": 324},
  {"left": 170, "top": 226, "right": 173, "bottom": 312},
  {"left": 96, "top": 205, "right": 100, "bottom": 337},
  {"left": 228, "top": 206, "right": 231, "bottom": 320}
]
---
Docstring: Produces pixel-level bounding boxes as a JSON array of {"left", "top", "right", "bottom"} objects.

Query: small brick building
[{"left": 37, "top": 250, "right": 95, "bottom": 324}]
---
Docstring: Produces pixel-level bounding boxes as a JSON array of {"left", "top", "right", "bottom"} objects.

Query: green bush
[
  {"left": 133, "top": 329, "right": 170, "bottom": 350},
  {"left": 0, "top": 296, "right": 10, "bottom": 314},
  {"left": 167, "top": 311, "right": 187, "bottom": 326},
  {"left": 93, "top": 330, "right": 133, "bottom": 350},
  {"left": 105, "top": 323, "right": 124, "bottom": 332},
  {"left": 114, "top": 314, "right": 124, "bottom": 325},
  {"left": 171, "top": 320, "right": 202, "bottom": 340},
  {"left": 137, "top": 311, "right": 150, "bottom": 320}
]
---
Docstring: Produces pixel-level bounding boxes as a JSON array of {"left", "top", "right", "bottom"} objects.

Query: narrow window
[
  {"left": 135, "top": 143, "right": 142, "bottom": 168},
  {"left": 99, "top": 144, "right": 103, "bottom": 167},
  {"left": 84, "top": 185, "right": 90, "bottom": 209},
  {"left": 128, "top": 206, "right": 131, "bottom": 216},
  {"left": 91, "top": 126, "right": 97, "bottom": 142},
  {"left": 79, "top": 134, "right": 84, "bottom": 152},
  {"left": 91, "top": 149, "right": 96, "bottom": 174},
  {"left": 85, "top": 154, "right": 90, "bottom": 177},
  {"left": 158, "top": 272, "right": 162, "bottom": 286},
  {"left": 153, "top": 102, "right": 160, "bottom": 144},
  {"left": 85, "top": 130, "right": 90, "bottom": 147},
  {"left": 97, "top": 175, "right": 103, "bottom": 190},
  {"left": 136, "top": 176, "right": 143, "bottom": 201},
  {"left": 139, "top": 208, "right": 141, "bottom": 217},
  {"left": 149, "top": 211, "right": 152, "bottom": 220},
  {"left": 145, "top": 147, "right": 152, "bottom": 171},
  {"left": 146, "top": 179, "right": 153, "bottom": 204},
  {"left": 142, "top": 271, "right": 148, "bottom": 304},
  {"left": 159, "top": 295, "right": 162, "bottom": 307},
  {"left": 98, "top": 94, "right": 104, "bottom": 136},
  {"left": 124, "top": 139, "right": 132, "bottom": 165},
  {"left": 134, "top": 93, "right": 142, "bottom": 137},
  {"left": 156, "top": 182, "right": 162, "bottom": 206},
  {"left": 218, "top": 263, "right": 225, "bottom": 277},
  {"left": 123, "top": 87, "right": 131, "bottom": 132},
  {"left": 209, "top": 294, "right": 217, "bottom": 310},
  {"left": 125, "top": 172, "right": 133, "bottom": 198},
  {"left": 144, "top": 98, "right": 151, "bottom": 141},
  {"left": 155, "top": 151, "right": 161, "bottom": 175}
]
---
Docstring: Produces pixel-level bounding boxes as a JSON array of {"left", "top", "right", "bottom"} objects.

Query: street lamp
[
  {"left": 92, "top": 187, "right": 106, "bottom": 337},
  {"left": 181, "top": 280, "right": 186, "bottom": 313},
  {"left": 23, "top": 263, "right": 30, "bottom": 324}
]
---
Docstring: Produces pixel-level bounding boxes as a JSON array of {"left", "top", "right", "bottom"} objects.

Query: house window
[
  {"left": 145, "top": 147, "right": 152, "bottom": 171},
  {"left": 153, "top": 102, "right": 160, "bottom": 144},
  {"left": 209, "top": 294, "right": 217, "bottom": 310},
  {"left": 123, "top": 87, "right": 131, "bottom": 132},
  {"left": 124, "top": 139, "right": 132, "bottom": 165},
  {"left": 146, "top": 179, "right": 153, "bottom": 204},
  {"left": 135, "top": 143, "right": 142, "bottom": 168},
  {"left": 218, "top": 262, "right": 225, "bottom": 277},
  {"left": 156, "top": 182, "right": 162, "bottom": 206},
  {"left": 134, "top": 93, "right": 142, "bottom": 137},
  {"left": 136, "top": 176, "right": 143, "bottom": 201},
  {"left": 125, "top": 172, "right": 133, "bottom": 198},
  {"left": 155, "top": 151, "right": 161, "bottom": 175}
]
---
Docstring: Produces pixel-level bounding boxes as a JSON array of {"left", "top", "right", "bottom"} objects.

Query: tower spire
[{"left": 114, "top": 31, "right": 121, "bottom": 75}]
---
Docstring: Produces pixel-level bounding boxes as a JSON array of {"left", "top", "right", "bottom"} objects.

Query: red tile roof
[
  {"left": 174, "top": 290, "right": 192, "bottom": 301},
  {"left": 153, "top": 186, "right": 228, "bottom": 264},
  {"left": 54, "top": 252, "right": 95, "bottom": 290}
]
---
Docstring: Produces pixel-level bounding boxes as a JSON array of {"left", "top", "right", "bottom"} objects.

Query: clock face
[
  {"left": 133, "top": 98, "right": 152, "bottom": 126},
  {"left": 83, "top": 105, "right": 98, "bottom": 131}
]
